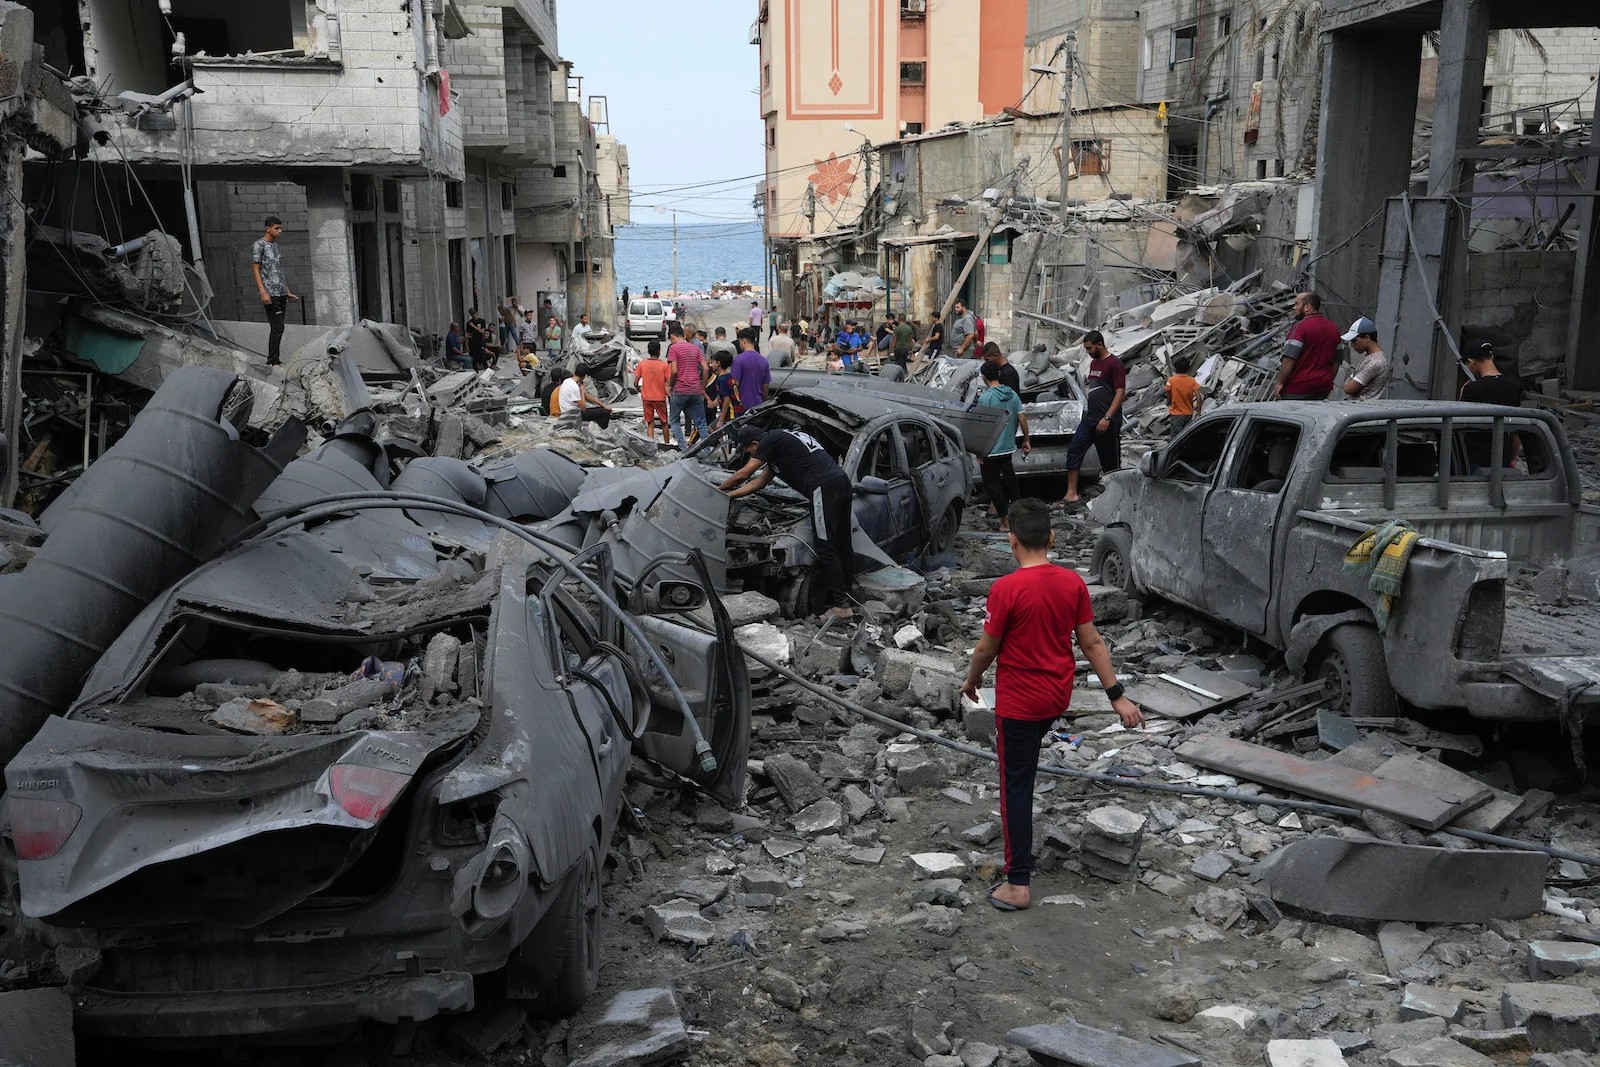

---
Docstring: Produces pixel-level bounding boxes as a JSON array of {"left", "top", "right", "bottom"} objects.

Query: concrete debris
[
  {"left": 0, "top": 987, "right": 75, "bottom": 1067},
  {"left": 1256, "top": 838, "right": 1549, "bottom": 922},
  {"left": 1503, "top": 983, "right": 1600, "bottom": 1052},
  {"left": 566, "top": 987, "right": 691, "bottom": 1067},
  {"left": 1006, "top": 1021, "right": 1201, "bottom": 1067},
  {"left": 1265, "top": 1039, "right": 1347, "bottom": 1067}
]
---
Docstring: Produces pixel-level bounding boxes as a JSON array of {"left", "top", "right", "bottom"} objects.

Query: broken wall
[
  {"left": 1464, "top": 249, "right": 1576, "bottom": 379},
  {"left": 197, "top": 181, "right": 316, "bottom": 324}
]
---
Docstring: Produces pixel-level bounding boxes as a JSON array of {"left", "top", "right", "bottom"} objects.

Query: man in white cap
[{"left": 1340, "top": 316, "right": 1390, "bottom": 401}]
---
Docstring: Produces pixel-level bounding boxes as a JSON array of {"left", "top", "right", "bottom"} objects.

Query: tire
[
  {"left": 931, "top": 504, "right": 961, "bottom": 557},
  {"left": 1090, "top": 527, "right": 1136, "bottom": 595},
  {"left": 521, "top": 844, "right": 601, "bottom": 1019},
  {"left": 1312, "top": 623, "right": 1397, "bottom": 719}
]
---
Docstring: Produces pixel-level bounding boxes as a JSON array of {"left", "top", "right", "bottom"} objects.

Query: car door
[
  {"left": 850, "top": 426, "right": 918, "bottom": 558},
  {"left": 902, "top": 420, "right": 958, "bottom": 529},
  {"left": 1201, "top": 417, "right": 1301, "bottom": 634},
  {"left": 1130, "top": 415, "right": 1239, "bottom": 609}
]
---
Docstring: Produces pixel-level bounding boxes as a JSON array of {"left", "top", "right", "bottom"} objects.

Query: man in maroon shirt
[
  {"left": 1060, "top": 331, "right": 1126, "bottom": 506},
  {"left": 1274, "top": 291, "right": 1341, "bottom": 400},
  {"left": 961, "top": 499, "right": 1144, "bottom": 911}
]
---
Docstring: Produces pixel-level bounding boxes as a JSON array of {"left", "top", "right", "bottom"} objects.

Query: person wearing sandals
[{"left": 961, "top": 499, "right": 1144, "bottom": 911}]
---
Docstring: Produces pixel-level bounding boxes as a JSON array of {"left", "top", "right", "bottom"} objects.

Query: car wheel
[
  {"left": 1090, "top": 527, "right": 1136, "bottom": 595},
  {"left": 1313, "top": 623, "right": 1397, "bottom": 719},
  {"left": 932, "top": 504, "right": 961, "bottom": 557},
  {"left": 523, "top": 844, "right": 601, "bottom": 1019}
]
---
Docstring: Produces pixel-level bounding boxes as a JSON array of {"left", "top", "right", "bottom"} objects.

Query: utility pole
[
  {"left": 806, "top": 181, "right": 816, "bottom": 234},
  {"left": 861, "top": 141, "right": 873, "bottom": 224},
  {"left": 1057, "top": 32, "right": 1076, "bottom": 225},
  {"left": 672, "top": 210, "right": 679, "bottom": 297}
]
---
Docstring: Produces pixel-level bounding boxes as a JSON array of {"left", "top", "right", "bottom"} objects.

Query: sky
[{"left": 557, "top": 1, "right": 765, "bottom": 226}]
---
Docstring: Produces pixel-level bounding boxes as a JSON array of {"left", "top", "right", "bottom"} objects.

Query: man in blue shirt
[
  {"left": 444, "top": 323, "right": 471, "bottom": 369},
  {"left": 834, "top": 321, "right": 865, "bottom": 371},
  {"left": 977, "top": 360, "right": 1030, "bottom": 531}
]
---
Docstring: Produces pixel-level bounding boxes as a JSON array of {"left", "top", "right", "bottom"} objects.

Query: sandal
[{"left": 987, "top": 883, "right": 1026, "bottom": 912}]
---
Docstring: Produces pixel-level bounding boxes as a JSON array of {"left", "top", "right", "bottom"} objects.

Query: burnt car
[
  {"left": 1, "top": 437, "right": 750, "bottom": 1041},
  {"left": 1089, "top": 401, "right": 1600, "bottom": 721},
  {"left": 542, "top": 387, "right": 973, "bottom": 616}
]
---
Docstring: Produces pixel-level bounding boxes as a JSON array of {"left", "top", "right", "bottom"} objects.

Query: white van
[{"left": 626, "top": 299, "right": 668, "bottom": 340}]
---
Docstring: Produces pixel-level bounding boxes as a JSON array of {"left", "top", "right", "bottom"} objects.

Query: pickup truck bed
[{"left": 1503, "top": 600, "right": 1600, "bottom": 658}]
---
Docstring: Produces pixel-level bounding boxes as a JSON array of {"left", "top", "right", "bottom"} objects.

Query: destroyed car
[
  {"left": 1090, "top": 401, "right": 1600, "bottom": 722},
  {"left": 542, "top": 386, "right": 972, "bottom": 616},
  {"left": 1, "top": 439, "right": 751, "bottom": 1041}
]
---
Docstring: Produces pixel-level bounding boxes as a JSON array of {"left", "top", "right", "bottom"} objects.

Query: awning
[{"left": 881, "top": 231, "right": 978, "bottom": 247}]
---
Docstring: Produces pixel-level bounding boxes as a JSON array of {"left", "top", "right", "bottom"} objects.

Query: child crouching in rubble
[{"left": 961, "top": 498, "right": 1144, "bottom": 911}]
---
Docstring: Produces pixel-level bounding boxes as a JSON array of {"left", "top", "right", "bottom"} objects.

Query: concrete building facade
[
  {"left": 19, "top": 0, "right": 628, "bottom": 350},
  {"left": 754, "top": 0, "right": 1028, "bottom": 243}
]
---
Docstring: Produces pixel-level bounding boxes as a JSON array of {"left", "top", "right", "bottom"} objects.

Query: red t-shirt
[
  {"left": 666, "top": 341, "right": 705, "bottom": 395},
  {"left": 983, "top": 564, "right": 1095, "bottom": 721},
  {"left": 1283, "top": 312, "right": 1341, "bottom": 396}
]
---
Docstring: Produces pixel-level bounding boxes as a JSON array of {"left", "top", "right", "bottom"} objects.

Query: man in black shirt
[
  {"left": 1459, "top": 341, "right": 1523, "bottom": 470},
  {"left": 982, "top": 342, "right": 1021, "bottom": 392},
  {"left": 466, "top": 308, "right": 492, "bottom": 371},
  {"left": 720, "top": 426, "right": 856, "bottom": 621}
]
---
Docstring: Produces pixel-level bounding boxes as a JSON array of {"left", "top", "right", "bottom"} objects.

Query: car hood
[{"left": 8, "top": 713, "right": 474, "bottom": 927}]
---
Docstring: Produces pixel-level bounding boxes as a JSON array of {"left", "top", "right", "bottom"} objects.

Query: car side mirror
[
  {"left": 856, "top": 476, "right": 891, "bottom": 495},
  {"left": 1139, "top": 451, "right": 1159, "bottom": 478}
]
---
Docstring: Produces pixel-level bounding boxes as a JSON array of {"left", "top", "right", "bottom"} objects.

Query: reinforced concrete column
[
  {"left": 1310, "top": 27, "right": 1421, "bottom": 326},
  {"left": 305, "top": 171, "right": 356, "bottom": 326}
]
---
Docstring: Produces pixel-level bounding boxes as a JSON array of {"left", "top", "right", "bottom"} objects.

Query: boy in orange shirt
[
  {"left": 634, "top": 340, "right": 672, "bottom": 445},
  {"left": 1162, "top": 355, "right": 1202, "bottom": 437}
]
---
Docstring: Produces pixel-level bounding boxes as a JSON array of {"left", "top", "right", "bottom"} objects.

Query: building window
[
  {"left": 763, "top": 63, "right": 771, "bottom": 87},
  {"left": 446, "top": 181, "right": 464, "bottom": 208},
  {"left": 1217, "top": 13, "right": 1232, "bottom": 35},
  {"left": 900, "top": 61, "right": 926, "bottom": 86},
  {"left": 766, "top": 125, "right": 777, "bottom": 149},
  {"left": 1256, "top": 159, "right": 1268, "bottom": 179},
  {"left": 501, "top": 182, "right": 515, "bottom": 210},
  {"left": 382, "top": 179, "right": 400, "bottom": 214},
  {"left": 1171, "top": 24, "right": 1197, "bottom": 66},
  {"left": 553, "top": 165, "right": 567, "bottom": 178},
  {"left": 1274, "top": 158, "right": 1285, "bottom": 177},
  {"left": 903, "top": 122, "right": 923, "bottom": 136},
  {"left": 1071, "top": 140, "right": 1108, "bottom": 176},
  {"left": 350, "top": 174, "right": 375, "bottom": 212},
  {"left": 1142, "top": 33, "right": 1155, "bottom": 70}
]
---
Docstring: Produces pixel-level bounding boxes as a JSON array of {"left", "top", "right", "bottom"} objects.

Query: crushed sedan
[
  {"left": 541, "top": 385, "right": 973, "bottom": 617},
  {"left": 1, "top": 432, "right": 750, "bottom": 1041}
]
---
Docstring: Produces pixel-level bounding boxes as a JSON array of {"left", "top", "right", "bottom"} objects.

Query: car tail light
[
  {"left": 329, "top": 765, "right": 411, "bottom": 824},
  {"left": 7, "top": 797, "right": 82, "bottom": 860}
]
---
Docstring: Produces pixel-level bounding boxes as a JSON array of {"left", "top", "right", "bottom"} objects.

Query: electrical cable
[{"left": 738, "top": 644, "right": 1600, "bottom": 870}]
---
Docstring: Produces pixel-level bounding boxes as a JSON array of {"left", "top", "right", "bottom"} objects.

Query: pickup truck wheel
[
  {"left": 1314, "top": 623, "right": 1397, "bottom": 719},
  {"left": 1091, "top": 527, "right": 1136, "bottom": 595},
  {"left": 521, "top": 844, "right": 602, "bottom": 1019}
]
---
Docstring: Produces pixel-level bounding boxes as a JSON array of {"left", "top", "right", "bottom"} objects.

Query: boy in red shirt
[{"left": 961, "top": 498, "right": 1144, "bottom": 911}]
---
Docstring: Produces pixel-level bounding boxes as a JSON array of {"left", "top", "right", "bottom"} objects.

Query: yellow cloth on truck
[{"left": 1342, "top": 519, "right": 1419, "bottom": 633}]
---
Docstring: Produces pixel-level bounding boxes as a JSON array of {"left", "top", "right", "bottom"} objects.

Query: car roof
[
  {"left": 779, "top": 385, "right": 931, "bottom": 426},
  {"left": 1204, "top": 399, "right": 1558, "bottom": 431}
]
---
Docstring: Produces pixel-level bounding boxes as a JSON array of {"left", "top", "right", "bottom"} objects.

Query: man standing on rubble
[
  {"left": 721, "top": 425, "right": 856, "bottom": 622},
  {"left": 1060, "top": 331, "right": 1126, "bottom": 506},
  {"left": 950, "top": 301, "right": 978, "bottom": 358},
  {"left": 731, "top": 328, "right": 772, "bottom": 413},
  {"left": 962, "top": 498, "right": 1144, "bottom": 911},
  {"left": 665, "top": 323, "right": 710, "bottom": 447},
  {"left": 251, "top": 216, "right": 298, "bottom": 367},
  {"left": 1273, "top": 292, "right": 1340, "bottom": 400}
]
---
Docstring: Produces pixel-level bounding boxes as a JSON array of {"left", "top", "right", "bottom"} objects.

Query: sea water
[{"left": 614, "top": 221, "right": 765, "bottom": 296}]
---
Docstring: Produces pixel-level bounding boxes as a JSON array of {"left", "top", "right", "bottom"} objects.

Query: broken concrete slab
[
  {"left": 1005, "top": 1021, "right": 1201, "bottom": 1067},
  {"left": 1256, "top": 837, "right": 1547, "bottom": 922},
  {"left": 0, "top": 987, "right": 74, "bottom": 1067},
  {"left": 1190, "top": 851, "right": 1232, "bottom": 882},
  {"left": 1453, "top": 1028, "right": 1531, "bottom": 1054},
  {"left": 762, "top": 753, "right": 825, "bottom": 813},
  {"left": 1380, "top": 924, "right": 1436, "bottom": 976},
  {"left": 641, "top": 900, "right": 715, "bottom": 946},
  {"left": 1084, "top": 805, "right": 1146, "bottom": 842},
  {"left": 1502, "top": 982, "right": 1600, "bottom": 1052},
  {"left": 790, "top": 799, "right": 845, "bottom": 835},
  {"left": 909, "top": 853, "right": 967, "bottom": 878},
  {"left": 1265, "top": 1038, "right": 1346, "bottom": 1067},
  {"left": 1528, "top": 940, "right": 1600, "bottom": 979},
  {"left": 1381, "top": 1036, "right": 1494, "bottom": 1067},
  {"left": 1124, "top": 667, "right": 1258, "bottom": 719},
  {"left": 1177, "top": 735, "right": 1490, "bottom": 829},
  {"left": 1372, "top": 752, "right": 1523, "bottom": 833},
  {"left": 566, "top": 986, "right": 691, "bottom": 1067},
  {"left": 1399, "top": 983, "right": 1465, "bottom": 1022}
]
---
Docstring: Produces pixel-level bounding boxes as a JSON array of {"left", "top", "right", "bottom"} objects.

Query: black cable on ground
[{"left": 740, "top": 646, "right": 1600, "bottom": 871}]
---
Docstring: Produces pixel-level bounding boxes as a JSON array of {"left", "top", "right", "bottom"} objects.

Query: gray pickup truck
[{"left": 1089, "top": 401, "right": 1600, "bottom": 723}]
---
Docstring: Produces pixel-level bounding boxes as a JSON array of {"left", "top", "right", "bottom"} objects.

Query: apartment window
[
  {"left": 1256, "top": 159, "right": 1268, "bottom": 179},
  {"left": 903, "top": 122, "right": 924, "bottom": 135},
  {"left": 1171, "top": 24, "right": 1198, "bottom": 66},
  {"left": 1217, "top": 13, "right": 1233, "bottom": 36},
  {"left": 1274, "top": 159, "right": 1285, "bottom": 177},
  {"left": 1255, "top": 20, "right": 1268, "bottom": 79},
  {"left": 382, "top": 179, "right": 400, "bottom": 214},
  {"left": 501, "top": 182, "right": 515, "bottom": 210},
  {"left": 553, "top": 165, "right": 567, "bottom": 178},
  {"left": 900, "top": 61, "right": 926, "bottom": 86},
  {"left": 766, "top": 125, "right": 777, "bottom": 149},
  {"left": 502, "top": 235, "right": 517, "bottom": 297},
  {"left": 1072, "top": 140, "right": 1108, "bottom": 176},
  {"left": 763, "top": 63, "right": 772, "bottom": 87},
  {"left": 445, "top": 181, "right": 464, "bottom": 208}
]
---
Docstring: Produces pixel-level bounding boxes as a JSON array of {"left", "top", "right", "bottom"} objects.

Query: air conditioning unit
[{"left": 901, "top": 0, "right": 926, "bottom": 14}]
